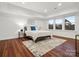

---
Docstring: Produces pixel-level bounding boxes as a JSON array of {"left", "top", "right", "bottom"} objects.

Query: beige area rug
[{"left": 23, "top": 38, "right": 67, "bottom": 57}]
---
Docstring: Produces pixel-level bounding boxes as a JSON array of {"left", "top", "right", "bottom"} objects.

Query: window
[
  {"left": 31, "top": 26, "right": 36, "bottom": 31},
  {"left": 55, "top": 19, "right": 63, "bottom": 30},
  {"left": 65, "top": 16, "right": 75, "bottom": 30},
  {"left": 48, "top": 20, "right": 54, "bottom": 30}
]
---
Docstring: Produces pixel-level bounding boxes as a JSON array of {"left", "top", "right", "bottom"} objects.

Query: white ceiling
[{"left": 0, "top": 2, "right": 79, "bottom": 18}]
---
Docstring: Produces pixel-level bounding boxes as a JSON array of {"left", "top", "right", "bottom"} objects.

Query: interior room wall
[
  {"left": 27, "top": 18, "right": 48, "bottom": 31},
  {"left": 35, "top": 20, "right": 48, "bottom": 31},
  {"left": 0, "top": 12, "right": 28, "bottom": 40}
]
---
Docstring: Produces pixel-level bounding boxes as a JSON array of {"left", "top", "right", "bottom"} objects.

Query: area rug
[{"left": 22, "top": 38, "right": 67, "bottom": 57}]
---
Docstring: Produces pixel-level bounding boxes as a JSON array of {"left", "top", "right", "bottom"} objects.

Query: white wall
[
  {"left": 0, "top": 12, "right": 28, "bottom": 40},
  {"left": 35, "top": 20, "right": 48, "bottom": 31},
  {"left": 27, "top": 18, "right": 48, "bottom": 31}
]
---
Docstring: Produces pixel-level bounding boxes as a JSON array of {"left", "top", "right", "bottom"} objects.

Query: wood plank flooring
[{"left": 0, "top": 37, "right": 78, "bottom": 57}]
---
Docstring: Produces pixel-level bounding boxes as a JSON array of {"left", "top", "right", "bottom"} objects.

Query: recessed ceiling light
[
  {"left": 44, "top": 9, "right": 47, "bottom": 13},
  {"left": 58, "top": 3, "right": 62, "bottom": 6}
]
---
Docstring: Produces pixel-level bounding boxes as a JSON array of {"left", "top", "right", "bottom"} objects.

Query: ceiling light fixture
[
  {"left": 58, "top": 3, "right": 62, "bottom": 6},
  {"left": 44, "top": 9, "right": 47, "bottom": 13}
]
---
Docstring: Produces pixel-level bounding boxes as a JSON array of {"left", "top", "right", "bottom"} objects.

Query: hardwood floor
[
  {"left": 0, "top": 38, "right": 34, "bottom": 57},
  {"left": 0, "top": 37, "right": 78, "bottom": 57}
]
